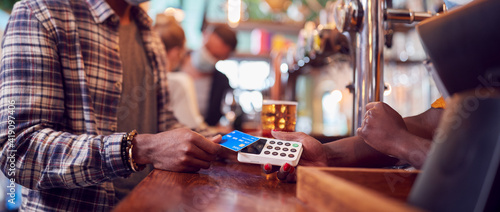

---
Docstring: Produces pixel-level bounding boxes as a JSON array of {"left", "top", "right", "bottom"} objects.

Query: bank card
[{"left": 220, "top": 130, "right": 260, "bottom": 152}]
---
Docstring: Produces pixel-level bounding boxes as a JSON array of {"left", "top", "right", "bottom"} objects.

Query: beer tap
[
  {"left": 385, "top": 8, "right": 433, "bottom": 24},
  {"left": 332, "top": 0, "right": 434, "bottom": 134}
]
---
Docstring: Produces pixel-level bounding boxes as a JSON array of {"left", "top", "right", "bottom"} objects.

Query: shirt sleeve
[
  {"left": 0, "top": 1, "right": 131, "bottom": 190},
  {"left": 431, "top": 96, "right": 446, "bottom": 109}
]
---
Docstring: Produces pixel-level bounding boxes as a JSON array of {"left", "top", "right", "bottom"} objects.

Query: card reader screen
[{"left": 240, "top": 139, "right": 267, "bottom": 154}]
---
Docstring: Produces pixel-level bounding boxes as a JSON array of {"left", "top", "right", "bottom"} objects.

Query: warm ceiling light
[
  {"left": 265, "top": 0, "right": 291, "bottom": 12},
  {"left": 228, "top": 0, "right": 242, "bottom": 27},
  {"left": 331, "top": 90, "right": 343, "bottom": 103}
]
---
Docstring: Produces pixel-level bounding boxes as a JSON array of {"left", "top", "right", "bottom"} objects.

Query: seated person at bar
[
  {"left": 0, "top": 0, "right": 221, "bottom": 210},
  {"left": 264, "top": 98, "right": 445, "bottom": 181}
]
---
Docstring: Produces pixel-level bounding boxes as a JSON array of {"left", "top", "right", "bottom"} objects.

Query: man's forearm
[
  {"left": 0, "top": 126, "right": 132, "bottom": 190},
  {"left": 323, "top": 136, "right": 399, "bottom": 167}
]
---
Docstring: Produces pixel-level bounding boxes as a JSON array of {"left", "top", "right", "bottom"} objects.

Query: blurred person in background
[
  {"left": 155, "top": 14, "right": 205, "bottom": 130},
  {"left": 155, "top": 15, "right": 230, "bottom": 136},
  {"left": 180, "top": 23, "right": 237, "bottom": 127}
]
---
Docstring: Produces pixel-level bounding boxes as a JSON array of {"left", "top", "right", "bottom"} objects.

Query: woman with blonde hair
[{"left": 155, "top": 15, "right": 208, "bottom": 130}]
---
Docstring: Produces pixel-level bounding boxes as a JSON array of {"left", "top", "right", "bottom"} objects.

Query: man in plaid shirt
[{"left": 0, "top": 0, "right": 221, "bottom": 211}]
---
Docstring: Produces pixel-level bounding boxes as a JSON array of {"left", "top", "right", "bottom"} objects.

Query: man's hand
[
  {"left": 132, "top": 128, "right": 222, "bottom": 172},
  {"left": 262, "top": 130, "right": 328, "bottom": 182},
  {"left": 357, "top": 102, "right": 408, "bottom": 158}
]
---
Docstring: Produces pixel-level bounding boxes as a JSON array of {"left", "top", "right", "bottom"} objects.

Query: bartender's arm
[
  {"left": 357, "top": 102, "right": 444, "bottom": 169},
  {"left": 263, "top": 131, "right": 400, "bottom": 181},
  {"left": 264, "top": 100, "right": 444, "bottom": 181}
]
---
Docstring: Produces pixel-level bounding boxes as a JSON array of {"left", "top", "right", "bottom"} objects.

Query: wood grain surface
[
  {"left": 297, "top": 167, "right": 422, "bottom": 212},
  {"left": 113, "top": 161, "right": 309, "bottom": 212}
]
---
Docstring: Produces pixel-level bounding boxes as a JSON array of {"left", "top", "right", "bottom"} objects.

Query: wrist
[
  {"left": 394, "top": 133, "right": 430, "bottom": 168},
  {"left": 392, "top": 130, "right": 415, "bottom": 161},
  {"left": 122, "top": 130, "right": 147, "bottom": 172},
  {"left": 318, "top": 144, "right": 331, "bottom": 167},
  {"left": 323, "top": 143, "right": 341, "bottom": 167},
  {"left": 132, "top": 134, "right": 153, "bottom": 166}
]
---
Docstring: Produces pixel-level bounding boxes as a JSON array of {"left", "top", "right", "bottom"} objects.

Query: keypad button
[
  {"left": 291, "top": 149, "right": 297, "bottom": 152},
  {"left": 285, "top": 143, "right": 291, "bottom": 146},
  {"left": 269, "top": 141, "right": 276, "bottom": 144},
  {"left": 289, "top": 154, "right": 295, "bottom": 158},
  {"left": 272, "top": 152, "right": 278, "bottom": 156},
  {"left": 283, "top": 148, "right": 289, "bottom": 151},
  {"left": 264, "top": 151, "right": 270, "bottom": 155},
  {"left": 275, "top": 146, "right": 281, "bottom": 150},
  {"left": 280, "top": 153, "right": 286, "bottom": 157},
  {"left": 267, "top": 146, "right": 273, "bottom": 149},
  {"left": 293, "top": 143, "right": 299, "bottom": 147},
  {"left": 277, "top": 141, "right": 283, "bottom": 145}
]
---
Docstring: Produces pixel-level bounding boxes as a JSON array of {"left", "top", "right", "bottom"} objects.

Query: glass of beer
[{"left": 261, "top": 100, "right": 298, "bottom": 138}]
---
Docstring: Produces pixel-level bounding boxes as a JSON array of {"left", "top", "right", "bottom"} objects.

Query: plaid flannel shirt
[{"left": 0, "top": 0, "right": 182, "bottom": 211}]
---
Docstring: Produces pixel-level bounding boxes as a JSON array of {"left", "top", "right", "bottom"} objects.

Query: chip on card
[{"left": 220, "top": 130, "right": 260, "bottom": 152}]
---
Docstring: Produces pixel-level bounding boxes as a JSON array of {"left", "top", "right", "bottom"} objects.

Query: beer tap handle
[{"left": 384, "top": 8, "right": 433, "bottom": 24}]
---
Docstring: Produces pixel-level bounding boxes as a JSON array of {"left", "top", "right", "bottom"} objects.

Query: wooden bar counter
[
  {"left": 113, "top": 159, "right": 422, "bottom": 212},
  {"left": 113, "top": 161, "right": 310, "bottom": 211}
]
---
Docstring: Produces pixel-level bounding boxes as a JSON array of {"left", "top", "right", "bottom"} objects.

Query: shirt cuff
[{"left": 103, "top": 133, "right": 133, "bottom": 178}]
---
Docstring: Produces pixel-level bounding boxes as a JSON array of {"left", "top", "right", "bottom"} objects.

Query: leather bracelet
[{"left": 124, "top": 130, "right": 145, "bottom": 172}]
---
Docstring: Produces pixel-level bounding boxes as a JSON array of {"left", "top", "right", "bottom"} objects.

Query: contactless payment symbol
[{"left": 220, "top": 130, "right": 260, "bottom": 152}]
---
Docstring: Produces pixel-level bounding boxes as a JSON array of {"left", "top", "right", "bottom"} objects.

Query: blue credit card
[{"left": 220, "top": 130, "right": 260, "bottom": 152}]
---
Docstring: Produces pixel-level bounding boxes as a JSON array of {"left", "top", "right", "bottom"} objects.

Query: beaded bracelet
[
  {"left": 122, "top": 130, "right": 145, "bottom": 172},
  {"left": 121, "top": 133, "right": 132, "bottom": 171}
]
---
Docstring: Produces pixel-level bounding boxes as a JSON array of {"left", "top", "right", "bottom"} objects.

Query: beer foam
[{"left": 262, "top": 100, "right": 298, "bottom": 105}]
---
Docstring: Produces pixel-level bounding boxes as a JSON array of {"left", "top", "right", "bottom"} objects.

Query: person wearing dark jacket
[{"left": 180, "top": 24, "right": 237, "bottom": 126}]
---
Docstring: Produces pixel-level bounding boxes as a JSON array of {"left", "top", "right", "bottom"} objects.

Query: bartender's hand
[
  {"left": 357, "top": 102, "right": 408, "bottom": 159},
  {"left": 132, "top": 128, "right": 222, "bottom": 172},
  {"left": 262, "top": 130, "right": 328, "bottom": 182}
]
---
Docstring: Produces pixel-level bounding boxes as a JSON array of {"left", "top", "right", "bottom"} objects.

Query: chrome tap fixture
[
  {"left": 333, "top": 0, "right": 433, "bottom": 133},
  {"left": 385, "top": 8, "right": 433, "bottom": 24}
]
